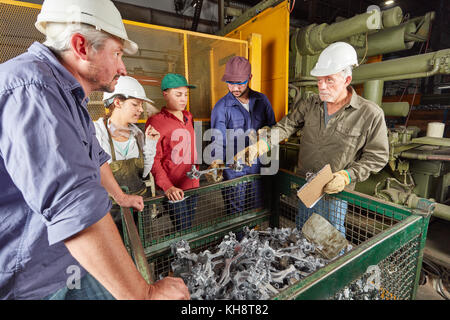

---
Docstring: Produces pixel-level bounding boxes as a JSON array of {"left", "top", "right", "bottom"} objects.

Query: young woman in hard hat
[{"left": 94, "top": 76, "right": 160, "bottom": 227}]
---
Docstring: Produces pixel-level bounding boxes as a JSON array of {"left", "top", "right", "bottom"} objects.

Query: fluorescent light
[{"left": 384, "top": 0, "right": 394, "bottom": 5}]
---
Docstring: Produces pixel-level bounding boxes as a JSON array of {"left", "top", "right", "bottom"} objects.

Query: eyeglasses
[{"left": 226, "top": 79, "right": 249, "bottom": 86}]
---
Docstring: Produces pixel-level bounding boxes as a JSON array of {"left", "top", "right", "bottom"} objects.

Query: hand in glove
[
  {"left": 233, "top": 139, "right": 270, "bottom": 167},
  {"left": 205, "top": 159, "right": 225, "bottom": 183},
  {"left": 323, "top": 170, "right": 351, "bottom": 194}
]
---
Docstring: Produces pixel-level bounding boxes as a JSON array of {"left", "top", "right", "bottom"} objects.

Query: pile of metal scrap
[
  {"left": 170, "top": 227, "right": 338, "bottom": 300},
  {"left": 333, "top": 274, "right": 381, "bottom": 300}
]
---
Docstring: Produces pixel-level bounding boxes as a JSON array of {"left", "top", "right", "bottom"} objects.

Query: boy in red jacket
[{"left": 146, "top": 74, "right": 198, "bottom": 231}]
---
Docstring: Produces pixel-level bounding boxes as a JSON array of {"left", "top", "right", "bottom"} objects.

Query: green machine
[{"left": 284, "top": 5, "right": 450, "bottom": 222}]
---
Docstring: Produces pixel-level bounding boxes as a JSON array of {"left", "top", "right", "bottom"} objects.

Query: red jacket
[{"left": 146, "top": 107, "right": 199, "bottom": 192}]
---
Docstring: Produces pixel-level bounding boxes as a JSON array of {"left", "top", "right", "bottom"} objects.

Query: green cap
[{"left": 161, "top": 73, "right": 196, "bottom": 91}]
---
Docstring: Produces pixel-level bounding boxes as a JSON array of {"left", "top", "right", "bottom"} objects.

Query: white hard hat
[
  {"left": 310, "top": 42, "right": 358, "bottom": 77},
  {"left": 35, "top": 0, "right": 138, "bottom": 55},
  {"left": 103, "top": 76, "right": 154, "bottom": 107}
]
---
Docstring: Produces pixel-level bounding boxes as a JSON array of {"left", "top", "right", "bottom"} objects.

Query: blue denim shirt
[
  {"left": 210, "top": 89, "right": 276, "bottom": 179},
  {"left": 0, "top": 42, "right": 112, "bottom": 299}
]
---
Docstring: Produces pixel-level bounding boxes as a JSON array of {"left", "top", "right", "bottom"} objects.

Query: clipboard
[{"left": 297, "top": 164, "right": 334, "bottom": 208}]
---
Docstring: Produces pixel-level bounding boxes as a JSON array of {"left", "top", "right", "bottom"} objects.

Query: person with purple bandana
[{"left": 208, "top": 56, "right": 275, "bottom": 218}]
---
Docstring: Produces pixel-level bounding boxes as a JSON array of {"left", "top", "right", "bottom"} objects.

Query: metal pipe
[
  {"left": 293, "top": 81, "right": 317, "bottom": 87},
  {"left": 218, "top": 0, "right": 224, "bottom": 30},
  {"left": 362, "top": 62, "right": 440, "bottom": 82},
  {"left": 380, "top": 102, "right": 410, "bottom": 117},
  {"left": 191, "top": 0, "right": 203, "bottom": 31},
  {"left": 407, "top": 194, "right": 450, "bottom": 221},
  {"left": 321, "top": 11, "right": 381, "bottom": 44},
  {"left": 408, "top": 12, "right": 435, "bottom": 39},
  {"left": 354, "top": 22, "right": 416, "bottom": 58},
  {"left": 363, "top": 80, "right": 384, "bottom": 106},
  {"left": 433, "top": 203, "right": 450, "bottom": 221},
  {"left": 399, "top": 151, "right": 450, "bottom": 161},
  {"left": 296, "top": 10, "right": 382, "bottom": 55},
  {"left": 352, "top": 48, "right": 450, "bottom": 84},
  {"left": 382, "top": 6, "right": 403, "bottom": 28}
]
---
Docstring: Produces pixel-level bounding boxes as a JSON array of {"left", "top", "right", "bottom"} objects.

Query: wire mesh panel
[
  {"left": 119, "top": 22, "right": 248, "bottom": 121},
  {"left": 272, "top": 169, "right": 429, "bottom": 300},
  {"left": 332, "top": 235, "right": 422, "bottom": 300},
  {"left": 377, "top": 235, "right": 422, "bottom": 299},
  {"left": 0, "top": 1, "right": 248, "bottom": 123},
  {"left": 0, "top": 1, "right": 45, "bottom": 64},
  {"left": 137, "top": 175, "right": 267, "bottom": 249},
  {"left": 277, "top": 174, "right": 408, "bottom": 249}
]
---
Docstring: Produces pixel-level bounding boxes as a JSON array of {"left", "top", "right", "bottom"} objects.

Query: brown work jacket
[{"left": 271, "top": 87, "right": 389, "bottom": 190}]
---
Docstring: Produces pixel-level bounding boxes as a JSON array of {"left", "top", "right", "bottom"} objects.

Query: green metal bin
[{"left": 121, "top": 169, "right": 431, "bottom": 300}]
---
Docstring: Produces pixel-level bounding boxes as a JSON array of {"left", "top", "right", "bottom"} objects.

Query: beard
[
  {"left": 87, "top": 63, "right": 120, "bottom": 93},
  {"left": 231, "top": 86, "right": 249, "bottom": 98},
  {"left": 319, "top": 91, "right": 338, "bottom": 103}
]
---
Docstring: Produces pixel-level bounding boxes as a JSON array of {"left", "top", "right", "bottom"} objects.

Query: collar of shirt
[
  {"left": 319, "top": 86, "right": 361, "bottom": 115},
  {"left": 160, "top": 106, "right": 191, "bottom": 124},
  {"left": 28, "top": 42, "right": 88, "bottom": 106},
  {"left": 345, "top": 86, "right": 361, "bottom": 110}
]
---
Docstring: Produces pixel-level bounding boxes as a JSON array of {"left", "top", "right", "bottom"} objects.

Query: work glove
[
  {"left": 323, "top": 170, "right": 351, "bottom": 194},
  {"left": 233, "top": 139, "right": 270, "bottom": 167},
  {"left": 205, "top": 159, "right": 225, "bottom": 183}
]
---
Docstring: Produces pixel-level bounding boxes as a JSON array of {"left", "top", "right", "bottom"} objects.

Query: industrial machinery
[
  {"left": 284, "top": 4, "right": 450, "bottom": 220},
  {"left": 215, "top": 0, "right": 448, "bottom": 297},
  {"left": 213, "top": 1, "right": 450, "bottom": 223},
  {"left": 275, "top": 2, "right": 450, "bottom": 298}
]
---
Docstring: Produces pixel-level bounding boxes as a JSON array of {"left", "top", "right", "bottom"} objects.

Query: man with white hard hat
[
  {"left": 235, "top": 42, "right": 389, "bottom": 235},
  {"left": 0, "top": 0, "right": 189, "bottom": 300}
]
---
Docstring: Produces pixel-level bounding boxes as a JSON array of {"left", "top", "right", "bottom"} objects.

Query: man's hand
[
  {"left": 234, "top": 139, "right": 270, "bottom": 167},
  {"left": 165, "top": 186, "right": 184, "bottom": 201},
  {"left": 205, "top": 159, "right": 225, "bottom": 183},
  {"left": 146, "top": 277, "right": 190, "bottom": 300},
  {"left": 145, "top": 125, "right": 160, "bottom": 141},
  {"left": 115, "top": 193, "right": 144, "bottom": 211},
  {"left": 324, "top": 170, "right": 351, "bottom": 194}
]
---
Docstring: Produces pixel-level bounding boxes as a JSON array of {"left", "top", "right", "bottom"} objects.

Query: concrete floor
[
  {"left": 416, "top": 275, "right": 447, "bottom": 300},
  {"left": 415, "top": 218, "right": 449, "bottom": 300}
]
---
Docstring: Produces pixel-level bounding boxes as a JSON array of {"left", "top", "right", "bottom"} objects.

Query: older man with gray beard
[{"left": 235, "top": 42, "right": 389, "bottom": 236}]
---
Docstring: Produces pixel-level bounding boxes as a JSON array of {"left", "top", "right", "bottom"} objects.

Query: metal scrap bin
[{"left": 121, "top": 169, "right": 431, "bottom": 300}]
